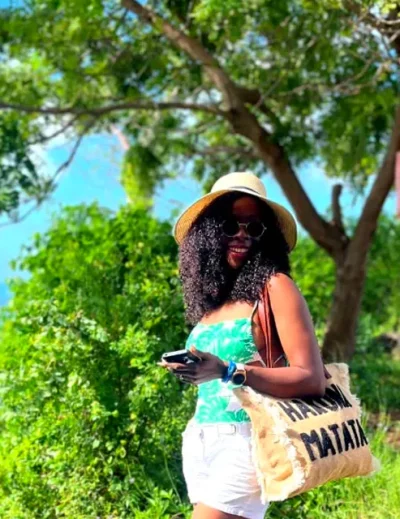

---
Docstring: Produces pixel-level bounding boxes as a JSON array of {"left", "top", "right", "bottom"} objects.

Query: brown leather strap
[
  {"left": 258, "top": 287, "right": 273, "bottom": 368},
  {"left": 258, "top": 283, "right": 287, "bottom": 368}
]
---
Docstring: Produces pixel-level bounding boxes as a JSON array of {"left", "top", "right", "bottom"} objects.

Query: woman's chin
[{"left": 227, "top": 254, "right": 247, "bottom": 270}]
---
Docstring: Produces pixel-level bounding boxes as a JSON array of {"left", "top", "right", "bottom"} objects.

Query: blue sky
[{"left": 0, "top": 130, "right": 396, "bottom": 304}]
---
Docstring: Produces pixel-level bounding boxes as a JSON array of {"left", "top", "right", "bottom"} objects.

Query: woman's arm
[{"left": 243, "top": 273, "right": 326, "bottom": 397}]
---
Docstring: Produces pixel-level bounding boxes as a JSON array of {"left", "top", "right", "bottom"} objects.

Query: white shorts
[{"left": 182, "top": 421, "right": 269, "bottom": 519}]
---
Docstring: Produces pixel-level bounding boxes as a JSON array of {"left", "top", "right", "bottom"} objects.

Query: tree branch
[
  {"left": 331, "top": 183, "right": 347, "bottom": 238},
  {"left": 277, "top": 54, "right": 381, "bottom": 99},
  {"left": 0, "top": 119, "right": 95, "bottom": 228},
  {"left": 235, "top": 86, "right": 281, "bottom": 125},
  {"left": 51, "top": 118, "right": 95, "bottom": 183},
  {"left": 0, "top": 99, "right": 223, "bottom": 116},
  {"left": 122, "top": 0, "right": 241, "bottom": 111},
  {"left": 28, "top": 114, "right": 82, "bottom": 145},
  {"left": 186, "top": 145, "right": 258, "bottom": 160},
  {"left": 347, "top": 104, "right": 400, "bottom": 265},
  {"left": 344, "top": 1, "right": 400, "bottom": 57}
]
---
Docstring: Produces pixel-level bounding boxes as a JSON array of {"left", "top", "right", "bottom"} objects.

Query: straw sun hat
[{"left": 173, "top": 171, "right": 297, "bottom": 251}]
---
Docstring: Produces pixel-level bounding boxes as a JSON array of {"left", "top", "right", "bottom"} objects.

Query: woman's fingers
[
  {"left": 172, "top": 365, "right": 197, "bottom": 374},
  {"left": 158, "top": 360, "right": 199, "bottom": 384},
  {"left": 173, "top": 370, "right": 197, "bottom": 383},
  {"left": 179, "top": 375, "right": 198, "bottom": 384},
  {"left": 160, "top": 361, "right": 187, "bottom": 371},
  {"left": 180, "top": 378, "right": 196, "bottom": 385}
]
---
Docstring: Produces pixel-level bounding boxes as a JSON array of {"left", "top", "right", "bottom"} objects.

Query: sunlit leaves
[{"left": 0, "top": 0, "right": 399, "bottom": 216}]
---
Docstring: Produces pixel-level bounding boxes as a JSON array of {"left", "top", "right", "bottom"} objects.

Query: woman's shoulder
[
  {"left": 265, "top": 272, "right": 303, "bottom": 305},
  {"left": 267, "top": 271, "right": 295, "bottom": 290}
]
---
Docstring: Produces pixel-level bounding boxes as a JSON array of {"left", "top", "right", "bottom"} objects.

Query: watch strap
[{"left": 222, "top": 360, "right": 236, "bottom": 383}]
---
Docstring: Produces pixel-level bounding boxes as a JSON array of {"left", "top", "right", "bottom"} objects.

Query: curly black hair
[{"left": 178, "top": 192, "right": 291, "bottom": 324}]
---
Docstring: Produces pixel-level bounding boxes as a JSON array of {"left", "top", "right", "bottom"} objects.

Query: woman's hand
[{"left": 159, "top": 346, "right": 227, "bottom": 385}]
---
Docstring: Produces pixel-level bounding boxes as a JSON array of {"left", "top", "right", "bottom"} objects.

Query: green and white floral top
[{"left": 186, "top": 302, "right": 262, "bottom": 424}]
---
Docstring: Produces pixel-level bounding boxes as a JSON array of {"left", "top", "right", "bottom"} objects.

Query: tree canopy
[{"left": 1, "top": 0, "right": 399, "bottom": 221}]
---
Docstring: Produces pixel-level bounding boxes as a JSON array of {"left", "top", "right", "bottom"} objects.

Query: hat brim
[{"left": 173, "top": 188, "right": 297, "bottom": 251}]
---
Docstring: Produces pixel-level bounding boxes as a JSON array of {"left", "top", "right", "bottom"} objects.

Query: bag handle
[{"left": 258, "top": 283, "right": 287, "bottom": 368}]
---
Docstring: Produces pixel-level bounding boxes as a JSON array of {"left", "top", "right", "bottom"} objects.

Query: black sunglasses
[{"left": 221, "top": 218, "right": 267, "bottom": 239}]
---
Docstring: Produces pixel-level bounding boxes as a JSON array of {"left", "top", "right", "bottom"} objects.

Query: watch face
[{"left": 232, "top": 372, "right": 246, "bottom": 385}]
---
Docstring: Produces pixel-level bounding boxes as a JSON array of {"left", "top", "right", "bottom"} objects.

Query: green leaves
[
  {"left": 121, "top": 143, "right": 163, "bottom": 204},
  {"left": 0, "top": 114, "right": 54, "bottom": 219},
  {"left": 0, "top": 202, "right": 191, "bottom": 516}
]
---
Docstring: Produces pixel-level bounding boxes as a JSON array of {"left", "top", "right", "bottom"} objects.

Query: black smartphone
[{"left": 161, "top": 349, "right": 201, "bottom": 365}]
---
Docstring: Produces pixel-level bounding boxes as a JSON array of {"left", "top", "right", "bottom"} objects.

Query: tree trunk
[
  {"left": 322, "top": 106, "right": 400, "bottom": 361},
  {"left": 322, "top": 254, "right": 368, "bottom": 362}
]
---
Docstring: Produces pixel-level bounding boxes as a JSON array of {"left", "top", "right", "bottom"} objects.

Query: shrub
[{"left": 0, "top": 204, "right": 194, "bottom": 517}]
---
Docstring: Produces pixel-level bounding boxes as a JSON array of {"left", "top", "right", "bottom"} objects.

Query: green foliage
[
  {"left": 0, "top": 113, "right": 54, "bottom": 218},
  {"left": 0, "top": 203, "right": 194, "bottom": 517},
  {"left": 361, "top": 216, "right": 400, "bottom": 332},
  {"left": 291, "top": 235, "right": 336, "bottom": 336},
  {"left": 121, "top": 143, "right": 168, "bottom": 205},
  {"left": 350, "top": 349, "right": 400, "bottom": 413}
]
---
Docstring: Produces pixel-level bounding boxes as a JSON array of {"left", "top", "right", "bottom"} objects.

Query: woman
[{"left": 160, "top": 172, "right": 326, "bottom": 519}]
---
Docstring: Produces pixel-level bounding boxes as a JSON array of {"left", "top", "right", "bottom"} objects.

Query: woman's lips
[{"left": 228, "top": 245, "right": 249, "bottom": 258}]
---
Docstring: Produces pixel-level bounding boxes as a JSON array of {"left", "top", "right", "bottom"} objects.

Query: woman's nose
[{"left": 236, "top": 225, "right": 248, "bottom": 239}]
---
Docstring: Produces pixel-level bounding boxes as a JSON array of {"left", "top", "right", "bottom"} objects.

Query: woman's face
[{"left": 222, "top": 196, "right": 265, "bottom": 270}]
